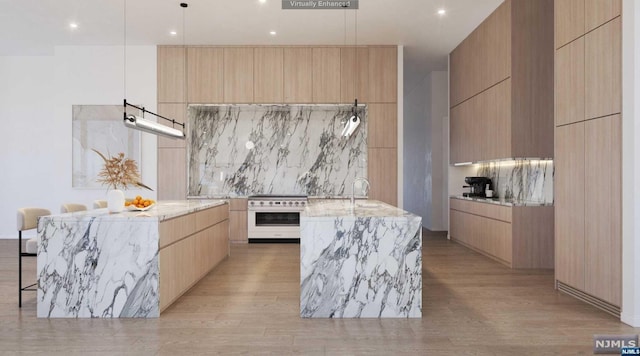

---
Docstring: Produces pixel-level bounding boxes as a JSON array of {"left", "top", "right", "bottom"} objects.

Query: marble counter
[
  {"left": 37, "top": 200, "right": 227, "bottom": 318},
  {"left": 450, "top": 195, "right": 553, "bottom": 207},
  {"left": 300, "top": 199, "right": 422, "bottom": 318}
]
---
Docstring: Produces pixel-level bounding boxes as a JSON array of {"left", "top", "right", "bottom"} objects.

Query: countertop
[
  {"left": 450, "top": 195, "right": 552, "bottom": 207},
  {"left": 302, "top": 199, "right": 417, "bottom": 218},
  {"left": 48, "top": 200, "right": 228, "bottom": 222}
]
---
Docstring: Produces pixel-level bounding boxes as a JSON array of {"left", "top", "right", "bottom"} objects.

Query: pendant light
[
  {"left": 122, "top": 1, "right": 187, "bottom": 140},
  {"left": 342, "top": 7, "right": 361, "bottom": 138}
]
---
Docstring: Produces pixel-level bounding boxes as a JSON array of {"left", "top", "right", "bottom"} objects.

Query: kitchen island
[
  {"left": 300, "top": 199, "right": 422, "bottom": 318},
  {"left": 37, "top": 200, "right": 229, "bottom": 318}
]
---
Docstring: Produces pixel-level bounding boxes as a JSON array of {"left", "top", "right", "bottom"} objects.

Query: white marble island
[
  {"left": 300, "top": 199, "right": 422, "bottom": 318},
  {"left": 37, "top": 200, "right": 229, "bottom": 318}
]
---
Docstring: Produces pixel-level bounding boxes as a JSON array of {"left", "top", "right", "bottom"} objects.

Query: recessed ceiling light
[
  {"left": 269, "top": 31, "right": 277, "bottom": 36},
  {"left": 259, "top": 0, "right": 267, "bottom": 3},
  {"left": 437, "top": 9, "right": 446, "bottom": 16},
  {"left": 69, "top": 22, "right": 78, "bottom": 29},
  {"left": 170, "top": 31, "right": 177, "bottom": 36}
]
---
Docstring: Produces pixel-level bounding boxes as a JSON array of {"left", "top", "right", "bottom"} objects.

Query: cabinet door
[
  {"left": 585, "top": 17, "right": 621, "bottom": 120},
  {"left": 555, "top": 0, "right": 585, "bottom": 49},
  {"left": 312, "top": 47, "right": 340, "bottom": 103},
  {"left": 224, "top": 48, "right": 254, "bottom": 103},
  {"left": 158, "top": 47, "right": 185, "bottom": 103},
  {"left": 229, "top": 211, "right": 248, "bottom": 243},
  {"left": 368, "top": 47, "right": 397, "bottom": 103},
  {"left": 284, "top": 48, "right": 313, "bottom": 103},
  {"left": 158, "top": 148, "right": 186, "bottom": 200},
  {"left": 554, "top": 122, "right": 585, "bottom": 290},
  {"left": 367, "top": 104, "right": 397, "bottom": 149},
  {"left": 254, "top": 48, "right": 284, "bottom": 103},
  {"left": 368, "top": 148, "right": 396, "bottom": 205},
  {"left": 584, "top": 115, "right": 621, "bottom": 306},
  {"left": 187, "top": 47, "right": 224, "bottom": 103},
  {"left": 479, "top": 0, "right": 511, "bottom": 92},
  {"left": 555, "top": 37, "right": 585, "bottom": 126},
  {"left": 449, "top": 102, "right": 471, "bottom": 164},
  {"left": 585, "top": 0, "right": 621, "bottom": 33},
  {"left": 340, "top": 47, "right": 369, "bottom": 103},
  {"left": 486, "top": 79, "right": 511, "bottom": 160}
]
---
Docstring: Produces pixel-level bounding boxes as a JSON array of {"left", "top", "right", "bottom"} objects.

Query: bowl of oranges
[{"left": 125, "top": 196, "right": 156, "bottom": 211}]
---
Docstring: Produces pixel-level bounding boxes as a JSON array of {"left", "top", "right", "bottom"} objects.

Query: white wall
[
  {"left": 0, "top": 45, "right": 157, "bottom": 238},
  {"left": 622, "top": 0, "right": 640, "bottom": 327},
  {"left": 429, "top": 71, "right": 448, "bottom": 231}
]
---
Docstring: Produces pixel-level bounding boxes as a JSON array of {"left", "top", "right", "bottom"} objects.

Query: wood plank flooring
[{"left": 1, "top": 235, "right": 637, "bottom": 355}]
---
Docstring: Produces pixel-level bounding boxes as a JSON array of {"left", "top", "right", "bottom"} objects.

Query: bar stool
[
  {"left": 17, "top": 207, "right": 51, "bottom": 308},
  {"left": 60, "top": 203, "right": 87, "bottom": 213},
  {"left": 93, "top": 200, "right": 107, "bottom": 209}
]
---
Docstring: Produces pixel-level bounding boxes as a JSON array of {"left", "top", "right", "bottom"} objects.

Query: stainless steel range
[{"left": 247, "top": 195, "right": 308, "bottom": 242}]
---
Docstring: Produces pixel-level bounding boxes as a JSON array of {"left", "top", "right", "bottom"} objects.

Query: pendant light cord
[{"left": 123, "top": 0, "right": 127, "bottom": 100}]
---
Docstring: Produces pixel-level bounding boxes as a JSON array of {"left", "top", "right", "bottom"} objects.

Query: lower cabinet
[
  {"left": 449, "top": 198, "right": 554, "bottom": 269},
  {"left": 229, "top": 198, "right": 248, "bottom": 243},
  {"left": 158, "top": 204, "right": 230, "bottom": 312}
]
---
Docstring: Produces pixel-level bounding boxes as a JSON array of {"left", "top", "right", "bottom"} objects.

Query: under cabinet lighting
[{"left": 453, "top": 162, "right": 473, "bottom": 166}]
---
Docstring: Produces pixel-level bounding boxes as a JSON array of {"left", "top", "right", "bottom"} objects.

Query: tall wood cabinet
[
  {"left": 157, "top": 45, "right": 399, "bottom": 242},
  {"left": 449, "top": 0, "right": 554, "bottom": 164},
  {"left": 554, "top": 0, "right": 621, "bottom": 313}
]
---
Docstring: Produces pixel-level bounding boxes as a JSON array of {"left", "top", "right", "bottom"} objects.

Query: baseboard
[{"left": 621, "top": 312, "right": 640, "bottom": 327}]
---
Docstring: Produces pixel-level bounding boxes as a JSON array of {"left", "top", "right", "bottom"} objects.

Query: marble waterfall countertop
[
  {"left": 450, "top": 195, "right": 553, "bottom": 207},
  {"left": 300, "top": 199, "right": 422, "bottom": 318},
  {"left": 36, "top": 199, "right": 226, "bottom": 318}
]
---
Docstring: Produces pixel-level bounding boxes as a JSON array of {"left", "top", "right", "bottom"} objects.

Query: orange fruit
[{"left": 135, "top": 195, "right": 142, "bottom": 201}]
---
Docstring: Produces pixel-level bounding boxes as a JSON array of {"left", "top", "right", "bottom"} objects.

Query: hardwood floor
[{"left": 1, "top": 237, "right": 637, "bottom": 355}]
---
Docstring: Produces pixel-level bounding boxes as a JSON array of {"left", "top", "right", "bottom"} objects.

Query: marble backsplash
[
  {"left": 188, "top": 104, "right": 367, "bottom": 197},
  {"left": 476, "top": 160, "right": 553, "bottom": 203}
]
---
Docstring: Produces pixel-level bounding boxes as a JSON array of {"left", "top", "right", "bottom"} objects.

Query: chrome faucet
[{"left": 351, "top": 177, "right": 371, "bottom": 206}]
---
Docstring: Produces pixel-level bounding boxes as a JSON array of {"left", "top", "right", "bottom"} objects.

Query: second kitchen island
[{"left": 300, "top": 199, "right": 422, "bottom": 318}]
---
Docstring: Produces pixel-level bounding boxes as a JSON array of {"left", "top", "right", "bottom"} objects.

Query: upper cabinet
[
  {"left": 449, "top": 1, "right": 511, "bottom": 107},
  {"left": 555, "top": 0, "right": 585, "bottom": 49},
  {"left": 187, "top": 47, "right": 224, "bottom": 103},
  {"left": 224, "top": 48, "right": 254, "bottom": 103},
  {"left": 585, "top": 17, "right": 621, "bottom": 120},
  {"left": 449, "top": 0, "right": 554, "bottom": 164},
  {"left": 254, "top": 48, "right": 284, "bottom": 103},
  {"left": 368, "top": 47, "right": 397, "bottom": 103},
  {"left": 157, "top": 47, "right": 185, "bottom": 103},
  {"left": 340, "top": 47, "right": 369, "bottom": 103},
  {"left": 284, "top": 47, "right": 313, "bottom": 103},
  {"left": 585, "top": 0, "right": 621, "bottom": 32},
  {"left": 312, "top": 47, "right": 341, "bottom": 103}
]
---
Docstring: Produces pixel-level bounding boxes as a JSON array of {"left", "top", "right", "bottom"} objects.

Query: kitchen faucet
[{"left": 351, "top": 177, "right": 371, "bottom": 207}]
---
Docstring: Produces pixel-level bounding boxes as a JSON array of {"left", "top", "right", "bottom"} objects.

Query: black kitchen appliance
[{"left": 463, "top": 177, "right": 493, "bottom": 198}]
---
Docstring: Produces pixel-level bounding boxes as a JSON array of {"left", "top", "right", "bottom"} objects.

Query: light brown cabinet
[
  {"left": 585, "top": 17, "right": 621, "bottom": 120},
  {"left": 555, "top": 37, "right": 585, "bottom": 126},
  {"left": 340, "top": 47, "right": 369, "bottom": 103},
  {"left": 450, "top": 198, "right": 554, "bottom": 269},
  {"left": 368, "top": 47, "right": 397, "bottom": 103},
  {"left": 229, "top": 198, "right": 248, "bottom": 243},
  {"left": 368, "top": 148, "right": 397, "bottom": 206},
  {"left": 187, "top": 47, "right": 224, "bottom": 103},
  {"left": 157, "top": 103, "right": 187, "bottom": 149},
  {"left": 158, "top": 148, "right": 186, "bottom": 200},
  {"left": 584, "top": 115, "right": 621, "bottom": 306},
  {"left": 254, "top": 48, "right": 284, "bottom": 103},
  {"left": 367, "top": 104, "right": 397, "bottom": 149},
  {"left": 555, "top": 0, "right": 585, "bottom": 49},
  {"left": 284, "top": 48, "right": 313, "bottom": 103},
  {"left": 449, "top": 0, "right": 553, "bottom": 163},
  {"left": 449, "top": 0, "right": 511, "bottom": 107},
  {"left": 224, "top": 48, "right": 254, "bottom": 103},
  {"left": 585, "top": 0, "right": 621, "bottom": 32},
  {"left": 312, "top": 47, "right": 340, "bottom": 103},
  {"left": 157, "top": 47, "right": 185, "bottom": 103}
]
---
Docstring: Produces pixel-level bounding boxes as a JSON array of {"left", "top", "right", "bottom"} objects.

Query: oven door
[{"left": 247, "top": 209, "right": 302, "bottom": 239}]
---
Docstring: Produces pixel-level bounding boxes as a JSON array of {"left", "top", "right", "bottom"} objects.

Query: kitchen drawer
[
  {"left": 450, "top": 198, "right": 511, "bottom": 223},
  {"left": 450, "top": 208, "right": 512, "bottom": 265}
]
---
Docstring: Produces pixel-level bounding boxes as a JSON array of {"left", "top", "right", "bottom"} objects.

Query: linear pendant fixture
[
  {"left": 122, "top": 1, "right": 187, "bottom": 140},
  {"left": 123, "top": 100, "right": 186, "bottom": 139}
]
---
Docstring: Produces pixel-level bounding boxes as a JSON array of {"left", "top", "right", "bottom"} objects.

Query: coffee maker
[{"left": 463, "top": 177, "right": 493, "bottom": 198}]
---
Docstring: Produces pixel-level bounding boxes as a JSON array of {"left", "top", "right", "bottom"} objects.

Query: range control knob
[
  {"left": 301, "top": 201, "right": 306, "bottom": 206},
  {"left": 269, "top": 201, "right": 273, "bottom": 205},
  {"left": 260, "top": 201, "right": 264, "bottom": 205}
]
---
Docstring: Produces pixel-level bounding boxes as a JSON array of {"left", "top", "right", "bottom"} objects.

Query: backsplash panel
[
  {"left": 476, "top": 160, "right": 553, "bottom": 203},
  {"left": 188, "top": 104, "right": 367, "bottom": 197}
]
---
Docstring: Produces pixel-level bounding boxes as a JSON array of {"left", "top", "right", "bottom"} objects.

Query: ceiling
[{"left": 0, "top": 0, "right": 503, "bottom": 74}]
